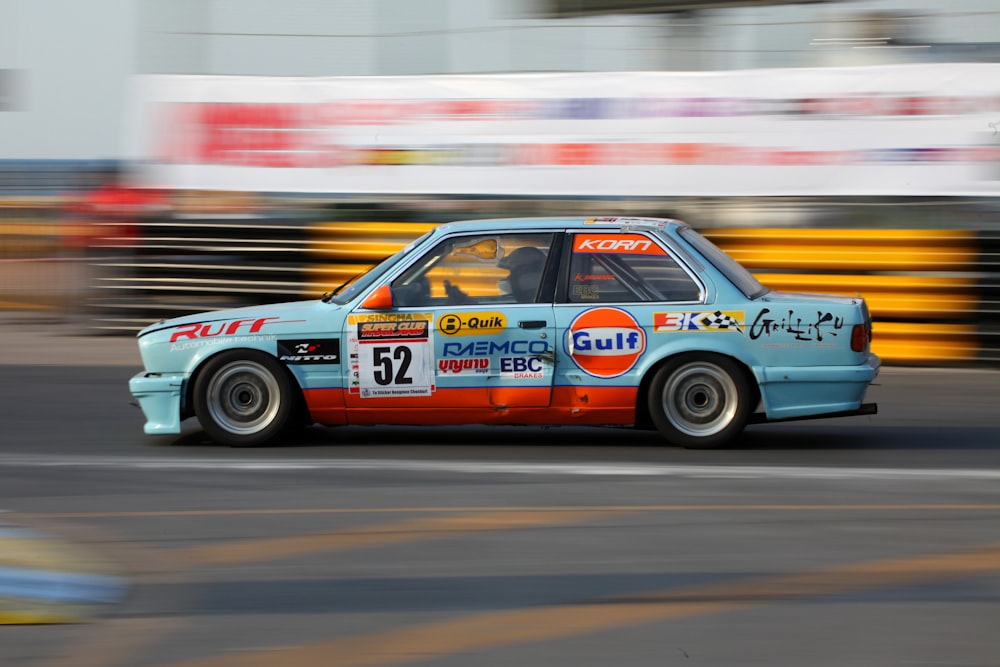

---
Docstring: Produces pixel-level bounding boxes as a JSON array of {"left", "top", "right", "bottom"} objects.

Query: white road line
[{"left": 1, "top": 455, "right": 1000, "bottom": 480}]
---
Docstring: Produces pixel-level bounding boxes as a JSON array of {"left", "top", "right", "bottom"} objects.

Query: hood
[{"left": 137, "top": 299, "right": 328, "bottom": 338}]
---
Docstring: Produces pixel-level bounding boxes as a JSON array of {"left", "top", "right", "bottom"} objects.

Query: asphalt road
[{"left": 1, "top": 323, "right": 999, "bottom": 667}]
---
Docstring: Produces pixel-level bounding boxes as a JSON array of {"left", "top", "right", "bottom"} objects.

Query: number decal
[
  {"left": 372, "top": 346, "right": 392, "bottom": 385},
  {"left": 372, "top": 345, "right": 414, "bottom": 386},
  {"left": 350, "top": 314, "right": 434, "bottom": 398},
  {"left": 393, "top": 346, "right": 413, "bottom": 385}
]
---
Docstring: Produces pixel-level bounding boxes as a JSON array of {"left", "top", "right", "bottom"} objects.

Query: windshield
[
  {"left": 326, "top": 230, "right": 433, "bottom": 305},
  {"left": 679, "top": 227, "right": 769, "bottom": 299}
]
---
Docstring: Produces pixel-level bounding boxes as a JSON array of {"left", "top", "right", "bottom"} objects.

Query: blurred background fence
[{"left": 3, "top": 192, "right": 998, "bottom": 366}]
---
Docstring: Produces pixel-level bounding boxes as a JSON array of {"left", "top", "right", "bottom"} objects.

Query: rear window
[{"left": 679, "top": 227, "right": 768, "bottom": 299}]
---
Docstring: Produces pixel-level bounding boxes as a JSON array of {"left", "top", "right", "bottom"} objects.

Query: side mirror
[{"left": 361, "top": 284, "right": 393, "bottom": 310}]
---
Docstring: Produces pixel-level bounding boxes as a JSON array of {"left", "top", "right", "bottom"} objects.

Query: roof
[{"left": 435, "top": 216, "right": 688, "bottom": 234}]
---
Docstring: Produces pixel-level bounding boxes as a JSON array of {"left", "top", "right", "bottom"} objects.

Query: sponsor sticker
[
  {"left": 168, "top": 316, "right": 303, "bottom": 344},
  {"left": 277, "top": 339, "right": 340, "bottom": 364},
  {"left": 573, "top": 234, "right": 665, "bottom": 255},
  {"left": 565, "top": 307, "right": 645, "bottom": 378},
  {"left": 748, "top": 308, "right": 844, "bottom": 343},
  {"left": 499, "top": 356, "right": 545, "bottom": 379},
  {"left": 654, "top": 311, "right": 744, "bottom": 334},
  {"left": 348, "top": 312, "right": 428, "bottom": 324},
  {"left": 436, "top": 312, "right": 507, "bottom": 336},
  {"left": 358, "top": 320, "right": 428, "bottom": 340},
  {"left": 351, "top": 315, "right": 435, "bottom": 397},
  {"left": 442, "top": 339, "right": 549, "bottom": 357},
  {"left": 584, "top": 217, "right": 667, "bottom": 228},
  {"left": 169, "top": 336, "right": 277, "bottom": 353},
  {"left": 438, "top": 357, "right": 490, "bottom": 375}
]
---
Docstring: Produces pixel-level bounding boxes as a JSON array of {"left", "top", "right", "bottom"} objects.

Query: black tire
[
  {"left": 647, "top": 354, "right": 754, "bottom": 449},
  {"left": 193, "top": 350, "right": 296, "bottom": 447}
]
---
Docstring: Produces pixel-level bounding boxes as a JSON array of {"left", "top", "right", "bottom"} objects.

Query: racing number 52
[{"left": 372, "top": 345, "right": 413, "bottom": 386}]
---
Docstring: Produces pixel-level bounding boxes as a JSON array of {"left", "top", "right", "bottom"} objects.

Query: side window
[
  {"left": 566, "top": 233, "right": 702, "bottom": 304},
  {"left": 392, "top": 233, "right": 555, "bottom": 307}
]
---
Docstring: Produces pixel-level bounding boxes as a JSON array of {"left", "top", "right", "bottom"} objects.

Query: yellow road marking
[
  {"left": 174, "top": 510, "right": 624, "bottom": 566},
  {"left": 154, "top": 542, "right": 1000, "bottom": 667}
]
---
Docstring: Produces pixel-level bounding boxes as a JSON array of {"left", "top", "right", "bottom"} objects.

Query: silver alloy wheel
[
  {"left": 660, "top": 361, "right": 739, "bottom": 437},
  {"left": 205, "top": 360, "right": 282, "bottom": 436}
]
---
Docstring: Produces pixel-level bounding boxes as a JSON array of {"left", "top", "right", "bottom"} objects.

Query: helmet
[
  {"left": 499, "top": 246, "right": 546, "bottom": 303},
  {"left": 499, "top": 246, "right": 546, "bottom": 271}
]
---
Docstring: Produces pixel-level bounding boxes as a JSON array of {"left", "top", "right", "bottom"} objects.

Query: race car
[{"left": 129, "top": 216, "right": 879, "bottom": 448}]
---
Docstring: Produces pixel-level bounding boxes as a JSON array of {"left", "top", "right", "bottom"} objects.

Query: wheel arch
[
  {"left": 183, "top": 346, "right": 310, "bottom": 424},
  {"left": 634, "top": 350, "right": 760, "bottom": 430}
]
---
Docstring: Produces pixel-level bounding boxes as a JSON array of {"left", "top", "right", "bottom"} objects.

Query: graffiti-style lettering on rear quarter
[{"left": 748, "top": 308, "right": 844, "bottom": 343}]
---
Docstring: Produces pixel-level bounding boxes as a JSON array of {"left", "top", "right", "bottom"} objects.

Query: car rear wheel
[
  {"left": 648, "top": 354, "right": 754, "bottom": 449},
  {"left": 193, "top": 350, "right": 295, "bottom": 447}
]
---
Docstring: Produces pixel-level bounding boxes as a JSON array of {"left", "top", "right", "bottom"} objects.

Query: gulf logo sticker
[
  {"left": 565, "top": 307, "right": 646, "bottom": 378},
  {"left": 572, "top": 234, "right": 666, "bottom": 255}
]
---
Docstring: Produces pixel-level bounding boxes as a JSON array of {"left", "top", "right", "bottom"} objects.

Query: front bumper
[{"left": 128, "top": 372, "right": 187, "bottom": 435}]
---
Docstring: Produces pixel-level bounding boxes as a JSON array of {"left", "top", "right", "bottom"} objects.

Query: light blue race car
[{"left": 129, "top": 216, "right": 879, "bottom": 448}]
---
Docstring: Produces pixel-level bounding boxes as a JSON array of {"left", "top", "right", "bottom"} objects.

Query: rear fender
[{"left": 635, "top": 350, "right": 760, "bottom": 430}]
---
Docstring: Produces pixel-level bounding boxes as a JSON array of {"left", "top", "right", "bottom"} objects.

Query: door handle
[{"left": 518, "top": 320, "right": 547, "bottom": 329}]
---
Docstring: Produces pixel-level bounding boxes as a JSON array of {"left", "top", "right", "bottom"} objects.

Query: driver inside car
[
  {"left": 498, "top": 245, "right": 547, "bottom": 303},
  {"left": 444, "top": 245, "right": 546, "bottom": 305}
]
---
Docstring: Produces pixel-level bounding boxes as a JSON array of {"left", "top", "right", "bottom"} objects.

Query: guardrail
[
  {"left": 2, "top": 210, "right": 998, "bottom": 365},
  {"left": 84, "top": 214, "right": 313, "bottom": 330},
  {"left": 0, "top": 199, "right": 87, "bottom": 312}
]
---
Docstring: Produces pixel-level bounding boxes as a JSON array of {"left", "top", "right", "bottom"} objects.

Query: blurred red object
[{"left": 63, "top": 183, "right": 170, "bottom": 249}]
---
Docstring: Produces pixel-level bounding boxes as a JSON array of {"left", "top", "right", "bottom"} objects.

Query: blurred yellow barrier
[
  {"left": 308, "top": 223, "right": 983, "bottom": 364},
  {"left": 706, "top": 228, "right": 976, "bottom": 271},
  {"left": 871, "top": 322, "right": 980, "bottom": 363},
  {"left": 0, "top": 219, "right": 89, "bottom": 311},
  {"left": 704, "top": 229, "right": 980, "bottom": 364},
  {"left": 0, "top": 221, "right": 67, "bottom": 257},
  {"left": 751, "top": 274, "right": 978, "bottom": 318},
  {"left": 308, "top": 222, "right": 438, "bottom": 259},
  {"left": 306, "top": 222, "right": 439, "bottom": 294}
]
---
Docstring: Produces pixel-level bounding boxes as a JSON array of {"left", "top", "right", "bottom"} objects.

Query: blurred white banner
[{"left": 125, "top": 64, "right": 1000, "bottom": 196}]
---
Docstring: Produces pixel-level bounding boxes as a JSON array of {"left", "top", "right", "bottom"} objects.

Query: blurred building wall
[
  {"left": 0, "top": 0, "right": 135, "bottom": 160},
  {"left": 3, "top": 0, "right": 1000, "bottom": 163}
]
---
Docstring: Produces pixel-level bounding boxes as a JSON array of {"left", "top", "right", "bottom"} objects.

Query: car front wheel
[
  {"left": 648, "top": 354, "right": 754, "bottom": 449},
  {"left": 193, "top": 350, "right": 295, "bottom": 447}
]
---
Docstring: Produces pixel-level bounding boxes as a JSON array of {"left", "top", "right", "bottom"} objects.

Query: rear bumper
[
  {"left": 128, "top": 372, "right": 187, "bottom": 435},
  {"left": 755, "top": 354, "right": 880, "bottom": 422}
]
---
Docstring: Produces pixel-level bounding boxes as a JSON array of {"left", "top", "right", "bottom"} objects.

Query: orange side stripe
[{"left": 303, "top": 386, "right": 638, "bottom": 426}]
